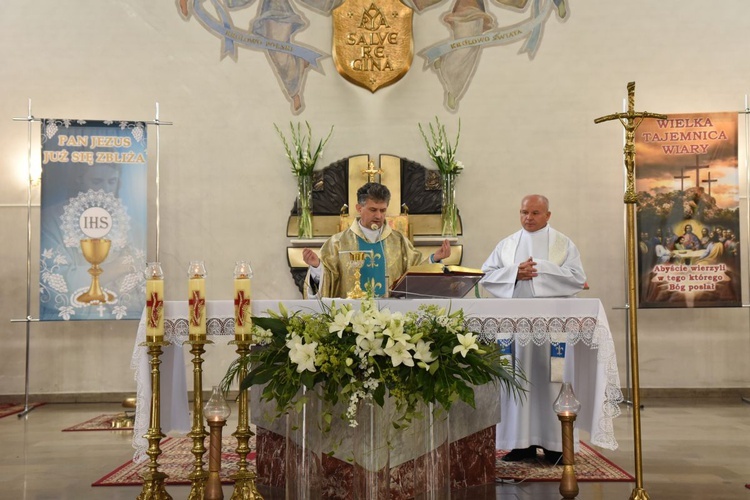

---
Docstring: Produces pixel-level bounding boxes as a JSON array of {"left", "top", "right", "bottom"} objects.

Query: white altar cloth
[{"left": 131, "top": 298, "right": 622, "bottom": 462}]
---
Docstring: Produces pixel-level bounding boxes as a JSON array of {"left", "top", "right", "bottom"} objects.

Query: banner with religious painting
[
  {"left": 635, "top": 112, "right": 740, "bottom": 308},
  {"left": 39, "top": 120, "right": 148, "bottom": 321}
]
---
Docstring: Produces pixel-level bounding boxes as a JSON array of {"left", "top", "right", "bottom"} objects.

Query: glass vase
[
  {"left": 415, "top": 402, "right": 450, "bottom": 500},
  {"left": 285, "top": 387, "right": 322, "bottom": 499},
  {"left": 297, "top": 175, "right": 314, "bottom": 239},
  {"left": 352, "top": 397, "right": 390, "bottom": 499},
  {"left": 440, "top": 173, "right": 458, "bottom": 237}
]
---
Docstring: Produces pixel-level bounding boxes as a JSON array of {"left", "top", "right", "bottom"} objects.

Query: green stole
[{"left": 357, "top": 236, "right": 387, "bottom": 297}]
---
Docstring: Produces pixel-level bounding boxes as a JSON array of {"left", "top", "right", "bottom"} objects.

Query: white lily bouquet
[{"left": 223, "top": 294, "right": 522, "bottom": 429}]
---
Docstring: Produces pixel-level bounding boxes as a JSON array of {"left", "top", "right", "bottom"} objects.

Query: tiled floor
[{"left": 1, "top": 398, "right": 749, "bottom": 499}]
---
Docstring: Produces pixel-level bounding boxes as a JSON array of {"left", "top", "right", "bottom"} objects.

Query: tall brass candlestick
[
  {"left": 137, "top": 341, "right": 172, "bottom": 500},
  {"left": 554, "top": 382, "right": 581, "bottom": 500},
  {"left": 186, "top": 338, "right": 213, "bottom": 500},
  {"left": 595, "top": 81, "right": 666, "bottom": 500},
  {"left": 205, "top": 387, "right": 232, "bottom": 500},
  {"left": 230, "top": 340, "right": 263, "bottom": 499},
  {"left": 206, "top": 418, "right": 227, "bottom": 500},
  {"left": 558, "top": 414, "right": 578, "bottom": 500}
]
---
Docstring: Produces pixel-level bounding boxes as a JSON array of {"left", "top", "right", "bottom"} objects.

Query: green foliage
[
  {"left": 418, "top": 116, "right": 463, "bottom": 175},
  {"left": 274, "top": 121, "right": 334, "bottom": 177}
]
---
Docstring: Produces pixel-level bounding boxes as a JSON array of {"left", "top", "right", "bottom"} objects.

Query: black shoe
[
  {"left": 543, "top": 448, "right": 563, "bottom": 464},
  {"left": 502, "top": 446, "right": 537, "bottom": 462}
]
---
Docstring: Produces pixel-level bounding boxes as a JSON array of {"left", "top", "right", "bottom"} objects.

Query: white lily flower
[
  {"left": 351, "top": 313, "right": 377, "bottom": 337},
  {"left": 413, "top": 340, "right": 437, "bottom": 363},
  {"left": 288, "top": 339, "right": 318, "bottom": 373},
  {"left": 357, "top": 335, "right": 385, "bottom": 357},
  {"left": 452, "top": 332, "right": 479, "bottom": 358},
  {"left": 329, "top": 309, "right": 355, "bottom": 338},
  {"left": 384, "top": 340, "right": 415, "bottom": 367}
]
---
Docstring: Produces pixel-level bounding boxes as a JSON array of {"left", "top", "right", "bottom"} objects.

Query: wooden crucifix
[{"left": 673, "top": 167, "right": 690, "bottom": 191}]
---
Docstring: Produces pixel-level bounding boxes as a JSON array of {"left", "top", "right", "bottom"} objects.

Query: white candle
[
  {"left": 144, "top": 262, "right": 164, "bottom": 342},
  {"left": 188, "top": 261, "right": 207, "bottom": 340},
  {"left": 233, "top": 260, "right": 254, "bottom": 342}
]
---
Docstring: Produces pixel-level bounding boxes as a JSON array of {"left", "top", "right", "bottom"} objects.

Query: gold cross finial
[
  {"left": 363, "top": 160, "right": 382, "bottom": 183},
  {"left": 594, "top": 81, "right": 667, "bottom": 204}
]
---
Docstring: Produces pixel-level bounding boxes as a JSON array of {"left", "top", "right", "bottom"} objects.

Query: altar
[{"left": 131, "top": 297, "right": 622, "bottom": 491}]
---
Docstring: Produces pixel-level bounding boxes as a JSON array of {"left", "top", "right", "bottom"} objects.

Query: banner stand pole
[
  {"left": 612, "top": 97, "right": 638, "bottom": 409},
  {"left": 741, "top": 95, "right": 750, "bottom": 406},
  {"left": 144, "top": 102, "right": 172, "bottom": 263},
  {"left": 10, "top": 99, "right": 42, "bottom": 418}
]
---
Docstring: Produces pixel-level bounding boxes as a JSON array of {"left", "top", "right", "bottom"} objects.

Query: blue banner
[{"left": 39, "top": 119, "right": 148, "bottom": 321}]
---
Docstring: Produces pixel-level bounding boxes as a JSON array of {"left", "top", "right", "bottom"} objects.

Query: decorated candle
[
  {"left": 233, "top": 260, "right": 254, "bottom": 342},
  {"left": 144, "top": 262, "right": 164, "bottom": 342},
  {"left": 187, "top": 260, "right": 207, "bottom": 341}
]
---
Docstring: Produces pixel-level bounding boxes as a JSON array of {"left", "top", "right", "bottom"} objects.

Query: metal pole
[
  {"left": 144, "top": 103, "right": 172, "bottom": 263},
  {"left": 10, "top": 99, "right": 39, "bottom": 418},
  {"left": 614, "top": 97, "right": 636, "bottom": 408},
  {"left": 742, "top": 95, "right": 750, "bottom": 406}
]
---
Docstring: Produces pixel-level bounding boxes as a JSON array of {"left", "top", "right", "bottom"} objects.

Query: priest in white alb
[{"left": 480, "top": 194, "right": 586, "bottom": 463}]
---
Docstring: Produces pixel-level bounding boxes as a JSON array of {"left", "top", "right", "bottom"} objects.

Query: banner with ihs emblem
[{"left": 39, "top": 120, "right": 148, "bottom": 321}]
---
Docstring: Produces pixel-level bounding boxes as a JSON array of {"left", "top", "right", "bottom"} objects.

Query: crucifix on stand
[{"left": 595, "top": 81, "right": 666, "bottom": 500}]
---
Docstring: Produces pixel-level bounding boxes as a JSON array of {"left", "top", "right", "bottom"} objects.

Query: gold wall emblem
[{"left": 333, "top": 0, "right": 413, "bottom": 92}]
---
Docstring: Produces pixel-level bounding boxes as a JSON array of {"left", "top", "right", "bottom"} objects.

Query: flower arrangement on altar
[
  {"left": 418, "top": 116, "right": 463, "bottom": 236},
  {"left": 222, "top": 293, "right": 523, "bottom": 429},
  {"left": 418, "top": 116, "right": 462, "bottom": 176},
  {"left": 274, "top": 121, "right": 333, "bottom": 239}
]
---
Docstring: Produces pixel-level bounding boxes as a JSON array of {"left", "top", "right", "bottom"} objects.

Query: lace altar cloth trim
[{"left": 131, "top": 313, "right": 622, "bottom": 462}]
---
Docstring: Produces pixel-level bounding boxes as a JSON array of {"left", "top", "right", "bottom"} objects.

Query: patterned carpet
[
  {"left": 63, "top": 413, "right": 133, "bottom": 431},
  {"left": 0, "top": 402, "right": 44, "bottom": 419},
  {"left": 496, "top": 443, "right": 634, "bottom": 482},
  {"left": 92, "top": 436, "right": 255, "bottom": 486},
  {"left": 94, "top": 437, "right": 631, "bottom": 487}
]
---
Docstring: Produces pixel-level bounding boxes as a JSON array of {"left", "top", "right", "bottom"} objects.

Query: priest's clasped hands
[{"left": 516, "top": 256, "right": 538, "bottom": 281}]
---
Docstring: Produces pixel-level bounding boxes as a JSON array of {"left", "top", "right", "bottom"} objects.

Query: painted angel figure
[
  {"left": 434, "top": 0, "right": 496, "bottom": 110},
  {"left": 253, "top": 0, "right": 312, "bottom": 112}
]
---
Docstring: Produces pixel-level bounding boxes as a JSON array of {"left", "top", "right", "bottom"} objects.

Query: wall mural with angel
[{"left": 177, "top": 0, "right": 568, "bottom": 113}]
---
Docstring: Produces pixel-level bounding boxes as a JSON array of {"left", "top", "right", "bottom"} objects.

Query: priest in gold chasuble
[{"left": 304, "top": 183, "right": 451, "bottom": 298}]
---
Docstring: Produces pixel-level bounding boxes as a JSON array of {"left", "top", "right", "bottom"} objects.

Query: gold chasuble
[{"left": 319, "top": 220, "right": 427, "bottom": 298}]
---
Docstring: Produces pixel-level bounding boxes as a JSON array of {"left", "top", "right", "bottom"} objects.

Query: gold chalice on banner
[
  {"left": 346, "top": 251, "right": 371, "bottom": 299},
  {"left": 77, "top": 238, "right": 115, "bottom": 304}
]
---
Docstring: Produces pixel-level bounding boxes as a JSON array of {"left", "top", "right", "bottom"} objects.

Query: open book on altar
[{"left": 390, "top": 264, "right": 484, "bottom": 299}]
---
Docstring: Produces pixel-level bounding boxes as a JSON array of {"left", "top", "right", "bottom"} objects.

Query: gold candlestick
[
  {"left": 137, "top": 340, "right": 172, "bottom": 500},
  {"left": 554, "top": 382, "right": 581, "bottom": 500},
  {"left": 595, "top": 82, "right": 665, "bottom": 500},
  {"left": 186, "top": 339, "right": 213, "bottom": 500},
  {"left": 206, "top": 418, "right": 227, "bottom": 500},
  {"left": 558, "top": 414, "right": 578, "bottom": 499},
  {"left": 205, "top": 387, "right": 232, "bottom": 500},
  {"left": 230, "top": 340, "right": 263, "bottom": 500}
]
